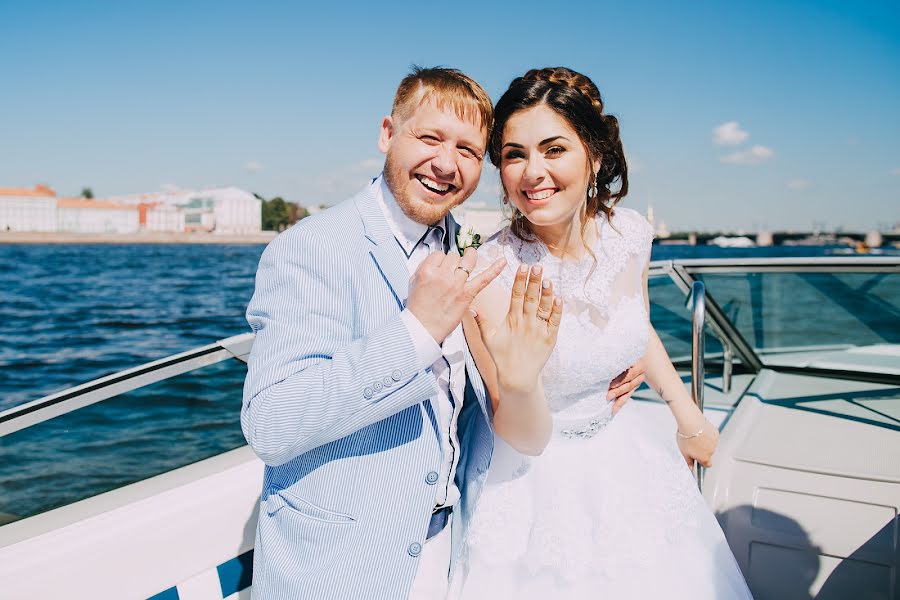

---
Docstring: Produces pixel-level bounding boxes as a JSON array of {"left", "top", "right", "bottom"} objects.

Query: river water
[{"left": 0, "top": 241, "right": 894, "bottom": 523}]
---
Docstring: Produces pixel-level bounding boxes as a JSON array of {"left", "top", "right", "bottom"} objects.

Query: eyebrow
[
  {"left": 502, "top": 135, "right": 571, "bottom": 150},
  {"left": 459, "top": 139, "right": 485, "bottom": 152}
]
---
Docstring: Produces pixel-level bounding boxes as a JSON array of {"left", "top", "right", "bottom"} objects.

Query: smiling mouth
[
  {"left": 524, "top": 188, "right": 558, "bottom": 202},
  {"left": 416, "top": 174, "right": 455, "bottom": 196}
]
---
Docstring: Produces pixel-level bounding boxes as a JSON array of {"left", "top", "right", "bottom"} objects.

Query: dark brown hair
[{"left": 489, "top": 67, "right": 628, "bottom": 241}]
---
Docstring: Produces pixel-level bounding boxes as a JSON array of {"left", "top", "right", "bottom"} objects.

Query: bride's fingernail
[
  {"left": 532, "top": 265, "right": 542, "bottom": 275},
  {"left": 542, "top": 279, "right": 550, "bottom": 289},
  {"left": 519, "top": 264, "right": 528, "bottom": 274}
]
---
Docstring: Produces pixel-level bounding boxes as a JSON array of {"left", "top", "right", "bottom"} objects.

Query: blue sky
[{"left": 1, "top": 0, "right": 898, "bottom": 231}]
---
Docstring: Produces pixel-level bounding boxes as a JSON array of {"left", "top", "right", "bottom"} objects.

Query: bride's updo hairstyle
[{"left": 489, "top": 67, "right": 629, "bottom": 241}]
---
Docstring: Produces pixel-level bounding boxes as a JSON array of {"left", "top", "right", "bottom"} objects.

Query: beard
[{"left": 383, "top": 154, "right": 473, "bottom": 226}]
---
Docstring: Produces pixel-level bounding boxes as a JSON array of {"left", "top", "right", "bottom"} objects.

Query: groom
[{"left": 241, "top": 66, "right": 645, "bottom": 599}]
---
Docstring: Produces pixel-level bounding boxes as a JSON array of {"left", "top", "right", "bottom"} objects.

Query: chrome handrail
[
  {"left": 0, "top": 332, "right": 255, "bottom": 439},
  {"left": 670, "top": 264, "right": 763, "bottom": 373},
  {"left": 690, "top": 281, "right": 706, "bottom": 490},
  {"left": 721, "top": 344, "right": 733, "bottom": 393}
]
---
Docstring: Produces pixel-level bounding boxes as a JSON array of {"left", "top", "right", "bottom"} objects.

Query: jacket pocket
[{"left": 266, "top": 486, "right": 356, "bottom": 524}]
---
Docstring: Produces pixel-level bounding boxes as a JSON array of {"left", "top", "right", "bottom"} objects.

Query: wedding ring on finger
[{"left": 456, "top": 266, "right": 471, "bottom": 277}]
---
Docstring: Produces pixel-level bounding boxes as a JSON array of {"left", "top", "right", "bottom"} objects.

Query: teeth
[
  {"left": 526, "top": 189, "right": 556, "bottom": 200},
  {"left": 417, "top": 175, "right": 450, "bottom": 192}
]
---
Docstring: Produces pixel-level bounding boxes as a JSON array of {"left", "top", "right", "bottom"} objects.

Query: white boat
[
  {"left": 710, "top": 235, "right": 756, "bottom": 248},
  {"left": 1, "top": 257, "right": 898, "bottom": 599}
]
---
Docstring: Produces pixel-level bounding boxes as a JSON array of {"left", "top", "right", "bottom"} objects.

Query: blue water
[
  {"left": 0, "top": 244, "right": 261, "bottom": 410},
  {"left": 0, "top": 242, "right": 895, "bottom": 523},
  {"left": 3, "top": 242, "right": 884, "bottom": 410}
]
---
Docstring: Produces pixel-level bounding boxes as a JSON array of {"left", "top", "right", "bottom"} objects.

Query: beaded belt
[{"left": 554, "top": 412, "right": 614, "bottom": 439}]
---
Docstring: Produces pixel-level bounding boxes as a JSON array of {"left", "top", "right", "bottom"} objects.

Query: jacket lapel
[
  {"left": 355, "top": 195, "right": 491, "bottom": 424},
  {"left": 354, "top": 183, "right": 410, "bottom": 308}
]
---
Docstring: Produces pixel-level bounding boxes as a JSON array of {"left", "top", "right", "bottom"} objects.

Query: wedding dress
[{"left": 452, "top": 208, "right": 752, "bottom": 599}]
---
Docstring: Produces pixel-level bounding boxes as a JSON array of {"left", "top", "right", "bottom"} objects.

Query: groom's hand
[
  {"left": 607, "top": 358, "right": 647, "bottom": 414},
  {"left": 407, "top": 248, "right": 506, "bottom": 344}
]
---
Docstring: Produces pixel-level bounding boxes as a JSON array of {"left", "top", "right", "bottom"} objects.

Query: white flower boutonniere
[{"left": 456, "top": 223, "right": 482, "bottom": 256}]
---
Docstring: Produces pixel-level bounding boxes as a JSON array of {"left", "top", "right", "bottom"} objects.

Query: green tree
[
  {"left": 260, "top": 196, "right": 310, "bottom": 231},
  {"left": 80, "top": 187, "right": 94, "bottom": 199},
  {"left": 262, "top": 197, "right": 290, "bottom": 231}
]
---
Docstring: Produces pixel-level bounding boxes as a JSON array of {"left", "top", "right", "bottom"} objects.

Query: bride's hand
[
  {"left": 472, "top": 264, "right": 562, "bottom": 392},
  {"left": 675, "top": 416, "right": 718, "bottom": 469}
]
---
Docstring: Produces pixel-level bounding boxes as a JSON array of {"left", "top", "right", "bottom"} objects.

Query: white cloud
[
  {"left": 713, "top": 121, "right": 749, "bottom": 146},
  {"left": 244, "top": 161, "right": 264, "bottom": 173},
  {"left": 787, "top": 179, "right": 811, "bottom": 190},
  {"left": 720, "top": 145, "right": 775, "bottom": 165},
  {"left": 891, "top": 167, "right": 900, "bottom": 176},
  {"left": 160, "top": 183, "right": 182, "bottom": 192}
]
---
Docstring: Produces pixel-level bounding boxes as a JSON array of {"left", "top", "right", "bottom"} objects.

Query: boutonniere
[{"left": 456, "top": 223, "right": 482, "bottom": 256}]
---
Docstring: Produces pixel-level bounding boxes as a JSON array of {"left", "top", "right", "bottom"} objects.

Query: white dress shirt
[{"left": 375, "top": 176, "right": 465, "bottom": 510}]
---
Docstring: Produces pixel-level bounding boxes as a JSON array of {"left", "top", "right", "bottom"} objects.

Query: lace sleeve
[
  {"left": 610, "top": 207, "right": 654, "bottom": 262},
  {"left": 636, "top": 211, "right": 656, "bottom": 252}
]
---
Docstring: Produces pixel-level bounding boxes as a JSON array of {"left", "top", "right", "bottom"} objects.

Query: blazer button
[
  {"left": 408, "top": 542, "right": 422, "bottom": 557},
  {"left": 373, "top": 381, "right": 383, "bottom": 392},
  {"left": 425, "top": 471, "right": 439, "bottom": 485},
  {"left": 391, "top": 369, "right": 402, "bottom": 381},
  {"left": 363, "top": 387, "right": 374, "bottom": 399},
  {"left": 383, "top": 376, "right": 393, "bottom": 387}
]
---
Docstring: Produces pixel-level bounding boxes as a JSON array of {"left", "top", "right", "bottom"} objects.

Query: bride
[{"left": 455, "top": 68, "right": 753, "bottom": 598}]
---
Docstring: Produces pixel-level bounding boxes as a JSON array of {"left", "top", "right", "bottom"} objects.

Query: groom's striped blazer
[{"left": 241, "top": 180, "right": 494, "bottom": 599}]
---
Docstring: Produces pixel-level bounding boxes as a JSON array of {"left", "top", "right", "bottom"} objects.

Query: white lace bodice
[
  {"left": 476, "top": 208, "right": 654, "bottom": 424},
  {"left": 457, "top": 210, "right": 754, "bottom": 600}
]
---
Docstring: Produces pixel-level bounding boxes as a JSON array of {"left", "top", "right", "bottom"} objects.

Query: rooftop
[
  {"left": 57, "top": 198, "right": 133, "bottom": 210},
  {"left": 0, "top": 184, "right": 56, "bottom": 198}
]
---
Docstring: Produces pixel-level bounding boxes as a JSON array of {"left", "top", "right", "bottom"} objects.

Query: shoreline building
[
  {"left": 0, "top": 185, "right": 57, "bottom": 232},
  {"left": 57, "top": 198, "right": 139, "bottom": 234},
  {"left": 109, "top": 187, "right": 261, "bottom": 235},
  {"left": 138, "top": 202, "right": 185, "bottom": 233},
  {"left": 0, "top": 184, "right": 262, "bottom": 235}
]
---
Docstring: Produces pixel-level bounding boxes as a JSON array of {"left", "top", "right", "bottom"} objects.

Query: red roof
[
  {"left": 57, "top": 198, "right": 134, "bottom": 210},
  {"left": 0, "top": 184, "right": 56, "bottom": 197}
]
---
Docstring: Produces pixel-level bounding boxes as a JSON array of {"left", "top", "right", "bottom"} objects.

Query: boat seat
[{"left": 706, "top": 369, "right": 900, "bottom": 599}]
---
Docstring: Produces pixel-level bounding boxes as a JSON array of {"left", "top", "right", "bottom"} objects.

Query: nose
[
  {"left": 431, "top": 143, "right": 457, "bottom": 179},
  {"left": 523, "top": 152, "right": 547, "bottom": 184}
]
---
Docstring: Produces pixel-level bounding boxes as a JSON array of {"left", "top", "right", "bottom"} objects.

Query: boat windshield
[{"left": 693, "top": 269, "right": 900, "bottom": 374}]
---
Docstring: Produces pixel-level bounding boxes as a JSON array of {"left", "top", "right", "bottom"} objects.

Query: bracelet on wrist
[{"left": 677, "top": 427, "right": 703, "bottom": 440}]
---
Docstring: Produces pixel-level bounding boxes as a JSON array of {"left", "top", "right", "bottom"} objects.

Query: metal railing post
[{"left": 690, "top": 281, "right": 706, "bottom": 490}]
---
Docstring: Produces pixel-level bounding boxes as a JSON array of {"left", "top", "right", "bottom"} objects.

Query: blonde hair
[{"left": 392, "top": 66, "right": 493, "bottom": 144}]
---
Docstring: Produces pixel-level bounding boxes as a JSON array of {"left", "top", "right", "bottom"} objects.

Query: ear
[
  {"left": 378, "top": 116, "right": 394, "bottom": 154},
  {"left": 592, "top": 156, "right": 602, "bottom": 177}
]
